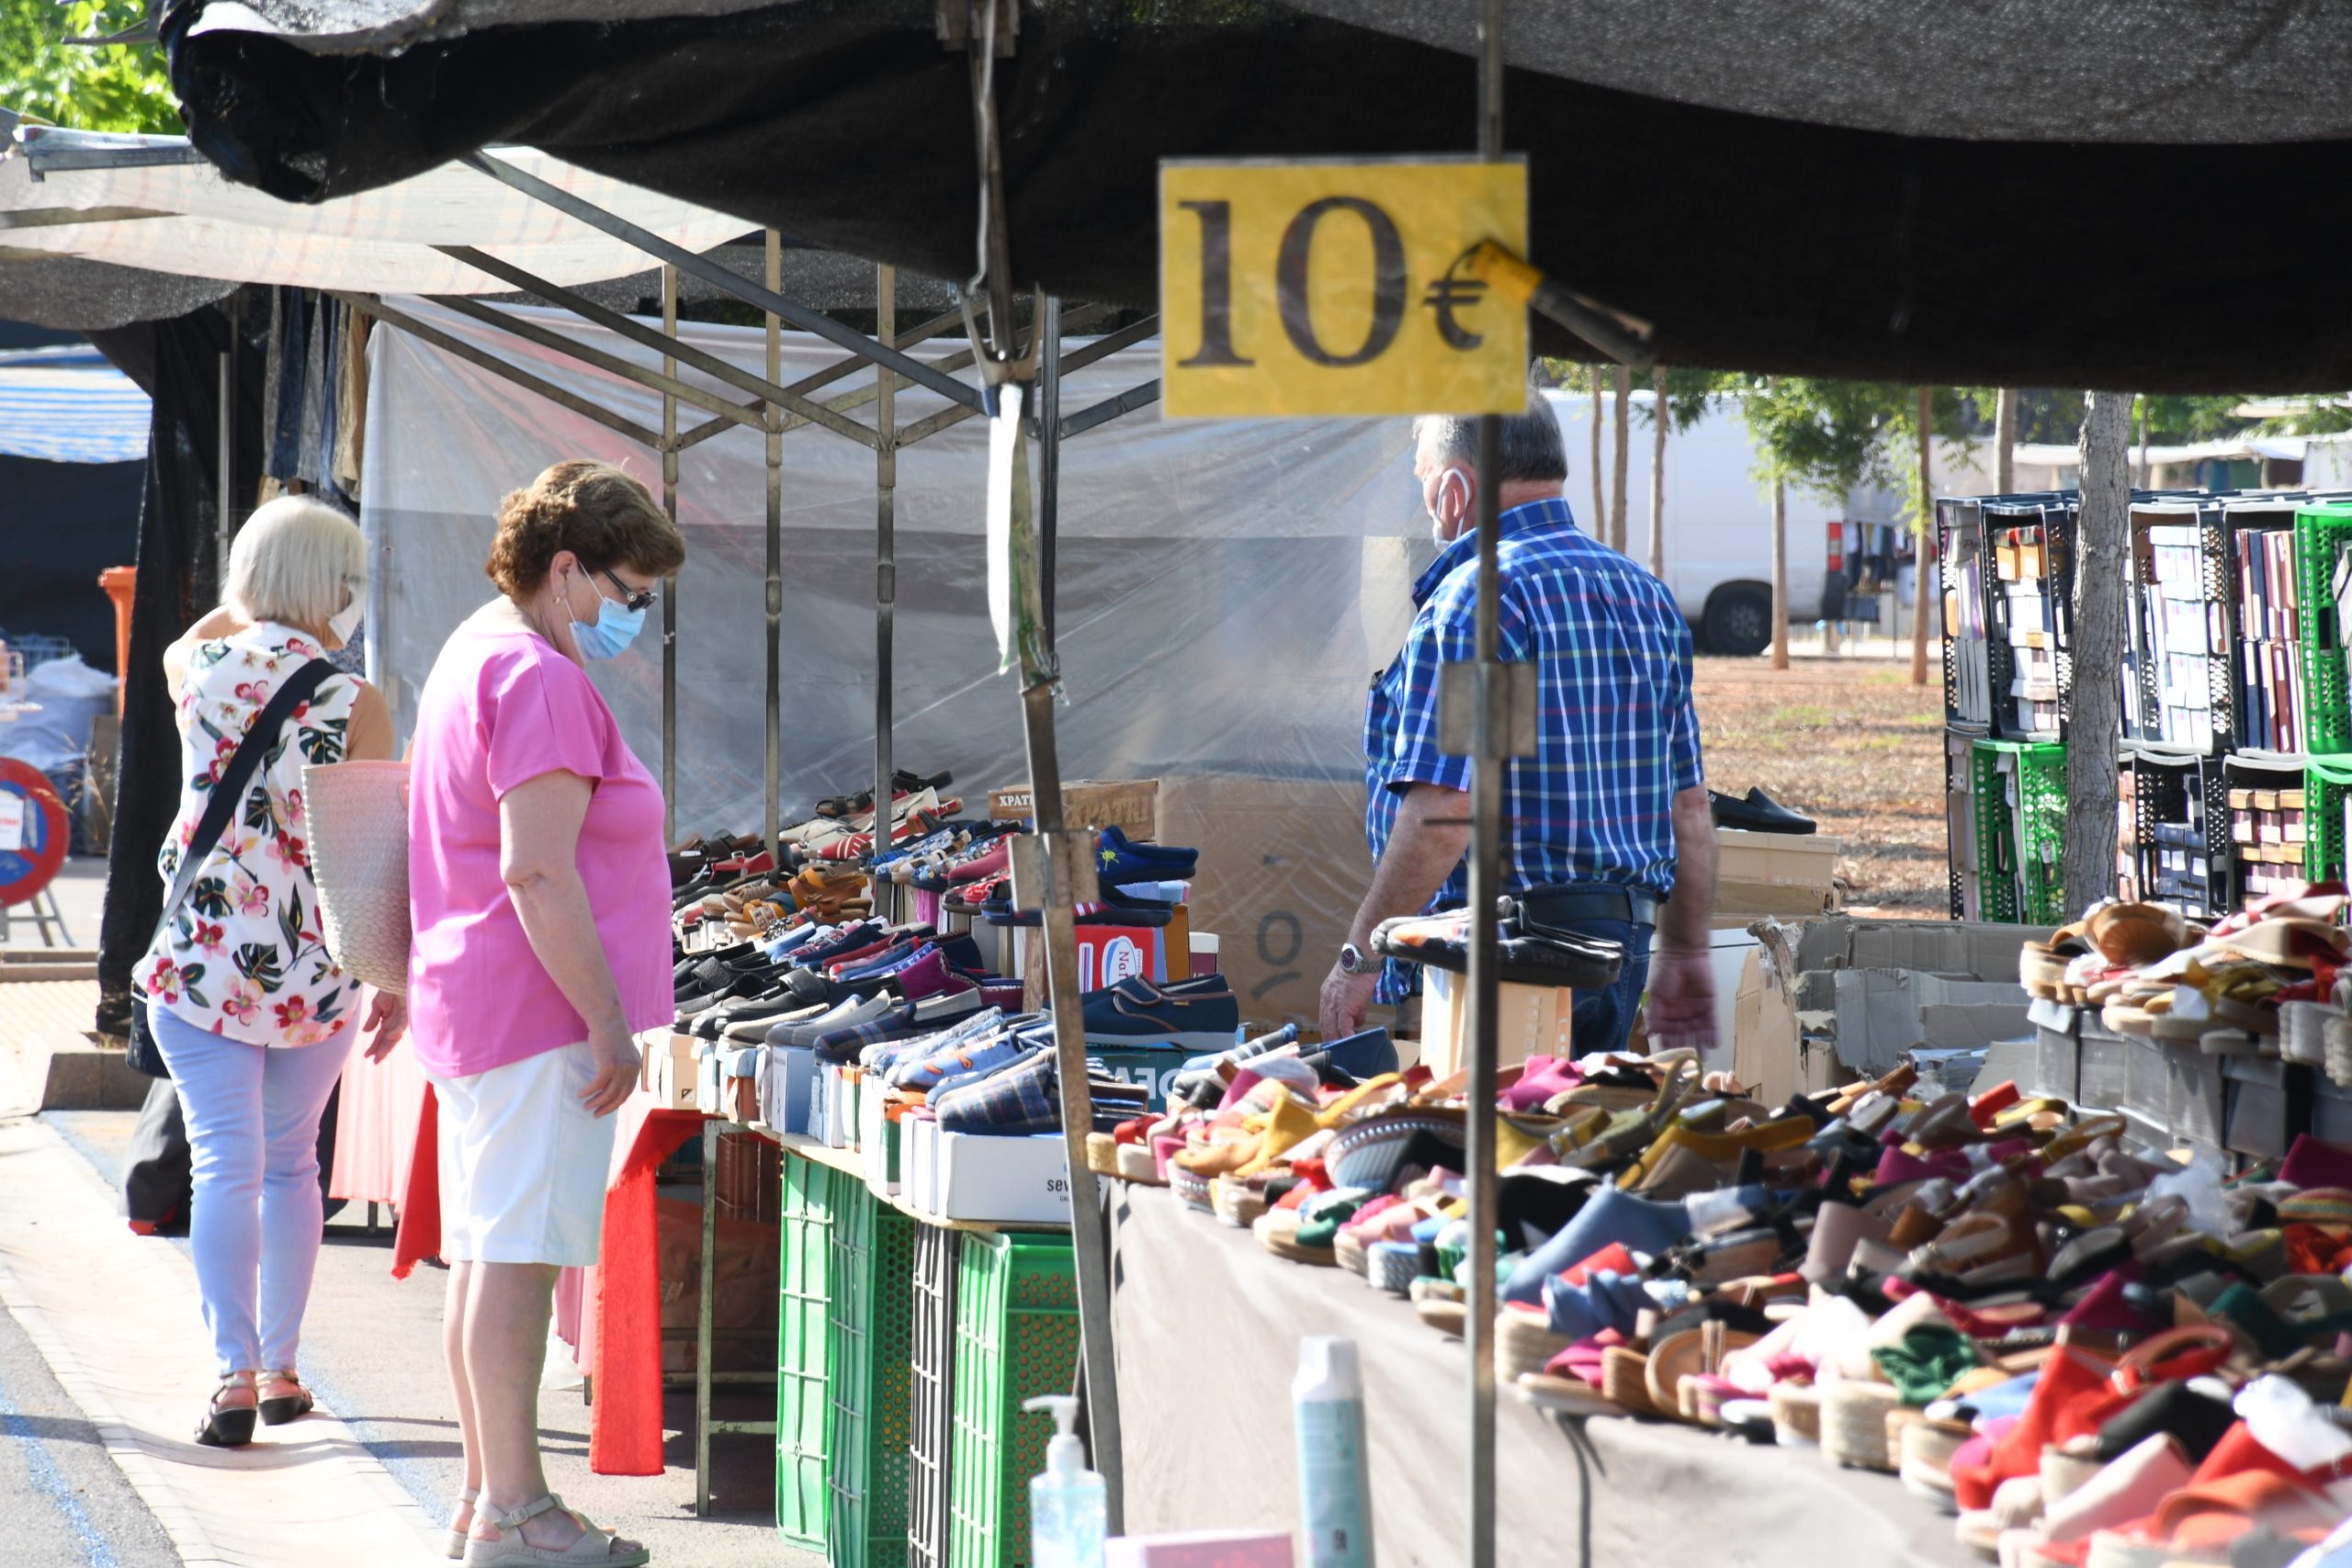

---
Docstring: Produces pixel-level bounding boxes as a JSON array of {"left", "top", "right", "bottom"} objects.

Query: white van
[{"left": 1544, "top": 389, "right": 1838, "bottom": 655}]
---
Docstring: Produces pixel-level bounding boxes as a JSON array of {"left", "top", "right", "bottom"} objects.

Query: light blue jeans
[{"left": 150, "top": 1005, "right": 355, "bottom": 1377}]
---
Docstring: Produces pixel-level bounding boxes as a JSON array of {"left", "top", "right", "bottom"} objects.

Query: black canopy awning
[{"left": 162, "top": 0, "right": 2352, "bottom": 389}]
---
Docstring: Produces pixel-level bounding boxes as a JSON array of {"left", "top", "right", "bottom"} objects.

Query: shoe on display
[
  {"left": 1093, "top": 825, "right": 1199, "bottom": 887},
  {"left": 1079, "top": 974, "right": 1240, "bottom": 1052}
]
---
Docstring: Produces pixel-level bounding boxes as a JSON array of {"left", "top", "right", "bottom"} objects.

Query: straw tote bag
[{"left": 302, "top": 759, "right": 413, "bottom": 996}]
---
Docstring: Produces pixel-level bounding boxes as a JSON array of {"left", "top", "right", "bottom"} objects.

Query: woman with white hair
[{"left": 136, "top": 493, "right": 400, "bottom": 1447}]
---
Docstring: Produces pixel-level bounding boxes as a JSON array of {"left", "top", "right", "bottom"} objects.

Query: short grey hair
[
  {"left": 1412, "top": 403, "right": 1569, "bottom": 485},
  {"left": 225, "top": 495, "right": 367, "bottom": 629}
]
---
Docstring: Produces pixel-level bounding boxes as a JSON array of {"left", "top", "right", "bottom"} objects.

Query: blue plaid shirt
[{"left": 1363, "top": 497, "right": 1703, "bottom": 1001}]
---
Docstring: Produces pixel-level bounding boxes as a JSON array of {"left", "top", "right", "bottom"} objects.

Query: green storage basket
[
  {"left": 827, "top": 1179, "right": 919, "bottom": 1568},
  {"left": 947, "top": 1233, "right": 1080, "bottom": 1568},
  {"left": 2295, "top": 504, "right": 2352, "bottom": 754},
  {"left": 1971, "top": 739, "right": 2067, "bottom": 925},
  {"left": 777, "top": 1153, "right": 839, "bottom": 1551},
  {"left": 2307, "top": 757, "right": 2352, "bottom": 885}
]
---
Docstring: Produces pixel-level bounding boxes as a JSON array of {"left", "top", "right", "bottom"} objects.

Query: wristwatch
[{"left": 1338, "top": 942, "right": 1367, "bottom": 976}]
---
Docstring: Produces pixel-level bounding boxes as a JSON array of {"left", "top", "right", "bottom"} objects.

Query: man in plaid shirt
[{"left": 1318, "top": 402, "right": 1719, "bottom": 1057}]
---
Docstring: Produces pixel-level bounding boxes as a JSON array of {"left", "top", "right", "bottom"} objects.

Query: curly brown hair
[{"left": 486, "top": 460, "right": 685, "bottom": 597}]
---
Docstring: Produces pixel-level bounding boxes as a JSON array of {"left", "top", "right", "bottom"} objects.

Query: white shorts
[{"left": 430, "top": 1043, "right": 620, "bottom": 1268}]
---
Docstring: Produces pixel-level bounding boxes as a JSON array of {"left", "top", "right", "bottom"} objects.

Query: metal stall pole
[
  {"left": 952, "top": 0, "right": 1123, "bottom": 1525},
  {"left": 215, "top": 296, "right": 235, "bottom": 593},
  {"left": 695, "top": 1117, "right": 719, "bottom": 1516},
  {"left": 1463, "top": 5, "right": 1509, "bottom": 1567},
  {"left": 1035, "top": 297, "right": 1061, "bottom": 649},
  {"left": 766, "top": 234, "right": 785, "bottom": 865},
  {"left": 875, "top": 264, "right": 898, "bottom": 918},
  {"left": 662, "top": 265, "right": 680, "bottom": 841}
]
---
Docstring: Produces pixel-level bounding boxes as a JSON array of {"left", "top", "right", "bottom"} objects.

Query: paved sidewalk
[{"left": 0, "top": 1111, "right": 444, "bottom": 1568}]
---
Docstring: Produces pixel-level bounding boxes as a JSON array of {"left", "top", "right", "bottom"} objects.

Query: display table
[{"left": 1106, "top": 1184, "right": 1977, "bottom": 1568}]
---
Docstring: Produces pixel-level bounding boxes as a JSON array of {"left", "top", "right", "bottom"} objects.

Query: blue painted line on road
[{"left": 0, "top": 1363, "right": 123, "bottom": 1568}]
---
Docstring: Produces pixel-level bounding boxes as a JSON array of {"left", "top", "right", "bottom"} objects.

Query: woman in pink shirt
[{"left": 399, "top": 460, "right": 681, "bottom": 1568}]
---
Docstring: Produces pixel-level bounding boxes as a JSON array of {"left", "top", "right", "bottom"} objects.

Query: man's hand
[
  {"left": 361, "top": 990, "right": 408, "bottom": 1061},
  {"left": 1319, "top": 963, "right": 1377, "bottom": 1043},
  {"left": 1642, "top": 950, "right": 1718, "bottom": 1055},
  {"left": 581, "top": 1020, "right": 642, "bottom": 1117}
]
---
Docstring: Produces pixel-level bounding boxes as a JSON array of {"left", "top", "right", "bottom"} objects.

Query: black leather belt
[{"left": 1520, "top": 883, "right": 1660, "bottom": 930}]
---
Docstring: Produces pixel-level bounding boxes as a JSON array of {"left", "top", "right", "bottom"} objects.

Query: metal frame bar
[
  {"left": 1464, "top": 6, "right": 1508, "bottom": 1567},
  {"left": 661, "top": 265, "right": 680, "bottom": 840},
  {"left": 765, "top": 233, "right": 785, "bottom": 865},
  {"left": 463, "top": 152, "right": 985, "bottom": 412},
  {"left": 875, "top": 263, "right": 899, "bottom": 922}
]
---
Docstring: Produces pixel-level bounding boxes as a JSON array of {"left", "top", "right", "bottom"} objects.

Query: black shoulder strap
[{"left": 151, "top": 657, "right": 341, "bottom": 951}]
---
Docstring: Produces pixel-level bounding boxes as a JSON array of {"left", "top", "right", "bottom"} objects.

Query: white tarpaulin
[
  {"left": 0, "top": 130, "right": 752, "bottom": 293},
  {"left": 360, "top": 299, "right": 1436, "bottom": 1024}
]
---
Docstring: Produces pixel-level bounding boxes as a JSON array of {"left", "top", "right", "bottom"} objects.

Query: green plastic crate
[
  {"left": 947, "top": 1233, "right": 1080, "bottom": 1568},
  {"left": 2295, "top": 503, "right": 2352, "bottom": 754},
  {"left": 827, "top": 1179, "right": 919, "bottom": 1568},
  {"left": 1972, "top": 739, "right": 2067, "bottom": 925},
  {"left": 777, "top": 1153, "right": 839, "bottom": 1551},
  {"left": 2308, "top": 757, "right": 2352, "bottom": 885}
]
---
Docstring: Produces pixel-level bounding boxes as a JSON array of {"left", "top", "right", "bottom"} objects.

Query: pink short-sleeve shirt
[{"left": 405, "top": 621, "right": 671, "bottom": 1079}]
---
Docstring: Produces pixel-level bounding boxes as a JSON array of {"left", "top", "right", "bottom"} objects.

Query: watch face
[{"left": 1340, "top": 943, "right": 1363, "bottom": 975}]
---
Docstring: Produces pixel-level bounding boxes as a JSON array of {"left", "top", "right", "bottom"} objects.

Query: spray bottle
[
  {"left": 1023, "top": 1394, "right": 1106, "bottom": 1568},
  {"left": 1294, "top": 1337, "right": 1374, "bottom": 1568}
]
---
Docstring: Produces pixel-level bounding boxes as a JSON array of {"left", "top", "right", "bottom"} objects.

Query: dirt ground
[{"left": 1692, "top": 653, "right": 1948, "bottom": 912}]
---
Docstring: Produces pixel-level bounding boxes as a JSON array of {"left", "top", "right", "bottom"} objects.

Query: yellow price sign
[{"left": 1159, "top": 156, "right": 1528, "bottom": 419}]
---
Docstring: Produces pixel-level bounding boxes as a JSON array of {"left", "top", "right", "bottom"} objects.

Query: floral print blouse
[{"left": 134, "top": 622, "right": 362, "bottom": 1046}]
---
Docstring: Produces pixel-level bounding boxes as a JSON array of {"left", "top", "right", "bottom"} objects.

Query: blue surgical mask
[{"left": 568, "top": 569, "right": 647, "bottom": 660}]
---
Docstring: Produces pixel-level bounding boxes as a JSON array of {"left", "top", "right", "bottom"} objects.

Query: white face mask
[{"left": 327, "top": 581, "right": 364, "bottom": 643}]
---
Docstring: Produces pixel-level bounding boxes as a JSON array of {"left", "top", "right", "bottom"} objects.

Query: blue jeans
[
  {"left": 151, "top": 1005, "right": 354, "bottom": 1376},
  {"left": 1564, "top": 919, "right": 1653, "bottom": 1058}
]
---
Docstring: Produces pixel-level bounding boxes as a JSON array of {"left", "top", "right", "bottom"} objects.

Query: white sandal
[
  {"left": 446, "top": 1486, "right": 480, "bottom": 1561},
  {"left": 464, "top": 1494, "right": 648, "bottom": 1566}
]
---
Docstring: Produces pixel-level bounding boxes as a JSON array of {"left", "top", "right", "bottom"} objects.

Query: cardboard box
[
  {"left": 906, "top": 1114, "right": 941, "bottom": 1214},
  {"left": 860, "top": 1085, "right": 897, "bottom": 1195},
  {"left": 1154, "top": 773, "right": 1374, "bottom": 1036},
  {"left": 1419, "top": 967, "right": 1576, "bottom": 1080},
  {"left": 934, "top": 1131, "right": 1074, "bottom": 1224},
  {"left": 757, "top": 1044, "right": 820, "bottom": 1137},
  {"left": 989, "top": 779, "right": 1159, "bottom": 839},
  {"left": 1731, "top": 948, "right": 1849, "bottom": 1107},
  {"left": 639, "top": 1031, "right": 698, "bottom": 1111},
  {"left": 1716, "top": 828, "right": 1843, "bottom": 889},
  {"left": 1108, "top": 1533, "right": 1294, "bottom": 1568},
  {"left": 1087, "top": 1045, "right": 1195, "bottom": 1111},
  {"left": 1020, "top": 919, "right": 1176, "bottom": 1012}
]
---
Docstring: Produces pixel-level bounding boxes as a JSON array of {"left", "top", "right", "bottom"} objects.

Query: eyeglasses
[{"left": 599, "top": 567, "right": 658, "bottom": 613}]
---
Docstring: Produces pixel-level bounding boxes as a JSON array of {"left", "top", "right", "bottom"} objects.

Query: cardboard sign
[{"left": 1159, "top": 157, "right": 1529, "bottom": 418}]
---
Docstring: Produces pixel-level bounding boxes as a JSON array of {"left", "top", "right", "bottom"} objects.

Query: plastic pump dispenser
[{"left": 1023, "top": 1395, "right": 1106, "bottom": 1568}]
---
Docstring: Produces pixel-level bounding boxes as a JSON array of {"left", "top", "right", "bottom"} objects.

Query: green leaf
[
  {"left": 179, "top": 964, "right": 209, "bottom": 1011},
  {"left": 243, "top": 784, "right": 276, "bottom": 831},
  {"left": 189, "top": 876, "right": 232, "bottom": 919},
  {"left": 232, "top": 942, "right": 285, "bottom": 991},
  {"left": 278, "top": 888, "right": 303, "bottom": 953}
]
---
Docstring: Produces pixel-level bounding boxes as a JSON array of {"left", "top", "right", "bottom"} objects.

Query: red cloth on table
[
  {"left": 390, "top": 1084, "right": 443, "bottom": 1280},
  {"left": 329, "top": 995, "right": 433, "bottom": 1205},
  {"left": 587, "top": 1100, "right": 703, "bottom": 1476}
]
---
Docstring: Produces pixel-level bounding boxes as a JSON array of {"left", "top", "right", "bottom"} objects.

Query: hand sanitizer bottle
[
  {"left": 1294, "top": 1337, "right": 1375, "bottom": 1568},
  {"left": 1023, "top": 1395, "right": 1106, "bottom": 1568}
]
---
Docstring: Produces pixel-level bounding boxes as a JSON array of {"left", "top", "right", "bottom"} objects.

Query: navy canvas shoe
[
  {"left": 1079, "top": 973, "right": 1239, "bottom": 1052},
  {"left": 1094, "top": 825, "right": 1198, "bottom": 887}
]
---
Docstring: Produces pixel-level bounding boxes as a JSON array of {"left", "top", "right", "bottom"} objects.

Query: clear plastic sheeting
[{"left": 360, "top": 299, "right": 1435, "bottom": 1025}]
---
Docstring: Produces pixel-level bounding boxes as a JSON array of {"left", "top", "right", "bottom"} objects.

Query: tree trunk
[
  {"left": 2066, "top": 390, "right": 2132, "bottom": 917},
  {"left": 1648, "top": 366, "right": 1668, "bottom": 578},
  {"left": 1770, "top": 473, "right": 1790, "bottom": 671},
  {"left": 1995, "top": 388, "right": 2018, "bottom": 493},
  {"left": 1610, "top": 361, "right": 1632, "bottom": 553},
  {"left": 1911, "top": 386, "right": 1933, "bottom": 686},
  {"left": 1589, "top": 365, "right": 1607, "bottom": 528},
  {"left": 2135, "top": 396, "right": 2152, "bottom": 489}
]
